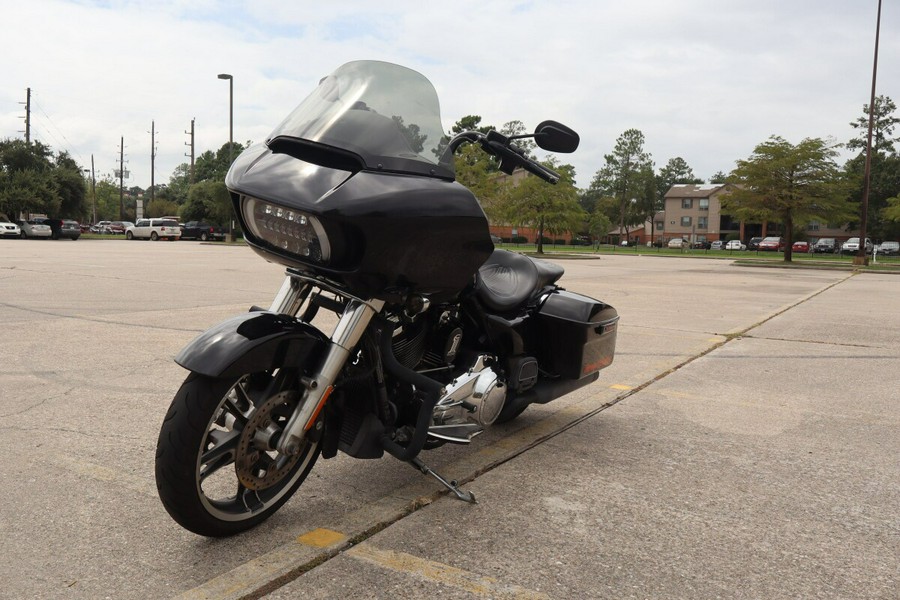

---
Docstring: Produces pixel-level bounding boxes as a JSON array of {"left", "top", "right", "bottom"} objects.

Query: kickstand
[{"left": 410, "top": 457, "right": 477, "bottom": 504}]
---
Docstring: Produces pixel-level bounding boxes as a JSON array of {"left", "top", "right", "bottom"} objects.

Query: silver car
[
  {"left": 1, "top": 217, "right": 21, "bottom": 238},
  {"left": 18, "top": 219, "right": 53, "bottom": 239}
]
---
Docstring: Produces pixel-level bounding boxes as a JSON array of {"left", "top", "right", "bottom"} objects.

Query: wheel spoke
[{"left": 199, "top": 429, "right": 240, "bottom": 481}]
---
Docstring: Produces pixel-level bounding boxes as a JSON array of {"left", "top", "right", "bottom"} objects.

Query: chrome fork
[{"left": 268, "top": 274, "right": 384, "bottom": 455}]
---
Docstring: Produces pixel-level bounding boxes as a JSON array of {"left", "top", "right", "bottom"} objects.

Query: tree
[
  {"left": 500, "top": 160, "right": 584, "bottom": 254},
  {"left": 0, "top": 139, "right": 86, "bottom": 219},
  {"left": 182, "top": 180, "right": 232, "bottom": 226},
  {"left": 723, "top": 136, "right": 854, "bottom": 262},
  {"left": 588, "top": 129, "right": 656, "bottom": 241},
  {"left": 883, "top": 196, "right": 900, "bottom": 221},
  {"left": 847, "top": 95, "right": 900, "bottom": 155},
  {"left": 146, "top": 199, "right": 180, "bottom": 218},
  {"left": 844, "top": 96, "right": 900, "bottom": 240},
  {"left": 709, "top": 170, "right": 729, "bottom": 184}
]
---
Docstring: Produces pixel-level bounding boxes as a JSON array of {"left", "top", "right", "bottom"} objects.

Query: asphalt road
[{"left": 0, "top": 239, "right": 896, "bottom": 599}]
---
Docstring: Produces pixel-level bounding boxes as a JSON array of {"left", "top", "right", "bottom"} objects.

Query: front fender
[{"left": 175, "top": 311, "right": 329, "bottom": 378}]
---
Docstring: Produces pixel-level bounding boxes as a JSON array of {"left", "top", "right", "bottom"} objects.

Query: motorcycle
[{"left": 154, "top": 60, "right": 618, "bottom": 537}]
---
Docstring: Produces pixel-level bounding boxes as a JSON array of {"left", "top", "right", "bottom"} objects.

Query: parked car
[
  {"left": 18, "top": 219, "right": 53, "bottom": 239},
  {"left": 126, "top": 218, "right": 182, "bottom": 241},
  {"left": 791, "top": 241, "right": 810, "bottom": 253},
  {"left": 1, "top": 216, "right": 21, "bottom": 238},
  {"left": 725, "top": 240, "right": 746, "bottom": 251},
  {"left": 692, "top": 240, "right": 712, "bottom": 250},
  {"left": 181, "top": 221, "right": 228, "bottom": 241},
  {"left": 812, "top": 238, "right": 838, "bottom": 253},
  {"left": 108, "top": 221, "right": 134, "bottom": 235},
  {"left": 747, "top": 237, "right": 764, "bottom": 250},
  {"left": 667, "top": 238, "right": 686, "bottom": 249},
  {"left": 758, "top": 236, "right": 784, "bottom": 251},
  {"left": 710, "top": 240, "right": 726, "bottom": 250},
  {"left": 876, "top": 241, "right": 899, "bottom": 256},
  {"left": 40, "top": 218, "right": 81, "bottom": 240},
  {"left": 841, "top": 237, "right": 872, "bottom": 255},
  {"left": 91, "top": 220, "right": 113, "bottom": 233}
]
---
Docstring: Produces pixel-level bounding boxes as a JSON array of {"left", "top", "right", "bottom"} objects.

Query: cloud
[{"left": 1, "top": 0, "right": 896, "bottom": 193}]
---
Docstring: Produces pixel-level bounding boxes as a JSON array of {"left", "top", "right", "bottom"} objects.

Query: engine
[{"left": 432, "top": 354, "right": 507, "bottom": 428}]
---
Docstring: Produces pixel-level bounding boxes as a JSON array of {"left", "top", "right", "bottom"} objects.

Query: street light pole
[
  {"left": 217, "top": 73, "right": 233, "bottom": 163},
  {"left": 217, "top": 73, "right": 234, "bottom": 241}
]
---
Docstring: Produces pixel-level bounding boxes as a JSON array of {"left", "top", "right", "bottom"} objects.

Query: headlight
[{"left": 242, "top": 196, "right": 331, "bottom": 264}]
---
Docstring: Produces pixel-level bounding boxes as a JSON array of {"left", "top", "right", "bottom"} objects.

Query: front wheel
[
  {"left": 126, "top": 231, "right": 134, "bottom": 240},
  {"left": 155, "top": 370, "right": 320, "bottom": 536}
]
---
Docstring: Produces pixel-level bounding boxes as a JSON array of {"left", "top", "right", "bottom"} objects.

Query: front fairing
[{"left": 226, "top": 61, "right": 493, "bottom": 302}]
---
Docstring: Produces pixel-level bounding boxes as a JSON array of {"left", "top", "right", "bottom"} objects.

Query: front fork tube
[{"left": 271, "top": 276, "right": 384, "bottom": 455}]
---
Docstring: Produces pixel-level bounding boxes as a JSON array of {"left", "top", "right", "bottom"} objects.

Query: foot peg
[
  {"left": 410, "top": 457, "right": 477, "bottom": 504},
  {"left": 427, "top": 423, "right": 483, "bottom": 444}
]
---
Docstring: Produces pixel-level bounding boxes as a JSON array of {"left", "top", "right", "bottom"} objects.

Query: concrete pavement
[{"left": 0, "top": 240, "right": 896, "bottom": 599}]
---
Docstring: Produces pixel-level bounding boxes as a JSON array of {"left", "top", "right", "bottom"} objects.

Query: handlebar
[{"left": 445, "top": 129, "right": 561, "bottom": 185}]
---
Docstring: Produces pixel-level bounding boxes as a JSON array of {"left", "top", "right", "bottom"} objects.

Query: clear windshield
[{"left": 268, "top": 61, "right": 453, "bottom": 178}]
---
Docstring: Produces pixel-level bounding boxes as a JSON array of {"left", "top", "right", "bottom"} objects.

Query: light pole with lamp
[{"left": 217, "top": 73, "right": 234, "bottom": 240}]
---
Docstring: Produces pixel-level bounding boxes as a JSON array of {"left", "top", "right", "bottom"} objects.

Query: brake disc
[{"left": 234, "top": 390, "right": 303, "bottom": 490}]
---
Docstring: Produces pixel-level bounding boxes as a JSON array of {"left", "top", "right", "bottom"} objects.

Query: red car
[
  {"left": 758, "top": 236, "right": 784, "bottom": 251},
  {"left": 791, "top": 241, "right": 810, "bottom": 253}
]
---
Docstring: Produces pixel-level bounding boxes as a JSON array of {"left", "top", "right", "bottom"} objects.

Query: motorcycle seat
[{"left": 475, "top": 249, "right": 565, "bottom": 312}]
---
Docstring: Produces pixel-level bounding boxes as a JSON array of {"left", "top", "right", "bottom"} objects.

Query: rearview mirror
[{"left": 534, "top": 120, "right": 579, "bottom": 153}]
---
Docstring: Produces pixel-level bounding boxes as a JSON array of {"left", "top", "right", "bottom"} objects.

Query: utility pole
[
  {"left": 90, "top": 155, "right": 97, "bottom": 225},
  {"left": 118, "top": 137, "right": 125, "bottom": 220},
  {"left": 19, "top": 88, "right": 31, "bottom": 144},
  {"left": 185, "top": 118, "right": 195, "bottom": 183},
  {"left": 150, "top": 120, "right": 156, "bottom": 211},
  {"left": 856, "top": 0, "right": 882, "bottom": 267}
]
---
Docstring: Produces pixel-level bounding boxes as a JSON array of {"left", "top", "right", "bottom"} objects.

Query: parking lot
[{"left": 0, "top": 240, "right": 897, "bottom": 599}]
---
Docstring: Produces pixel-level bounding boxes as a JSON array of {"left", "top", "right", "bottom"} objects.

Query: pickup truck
[{"left": 180, "top": 221, "right": 226, "bottom": 241}]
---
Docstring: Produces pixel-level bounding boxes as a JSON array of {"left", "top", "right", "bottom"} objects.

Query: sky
[{"left": 1, "top": 0, "right": 897, "bottom": 192}]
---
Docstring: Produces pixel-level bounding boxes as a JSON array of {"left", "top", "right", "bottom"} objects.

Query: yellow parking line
[
  {"left": 347, "top": 542, "right": 549, "bottom": 599},
  {"left": 297, "top": 528, "right": 346, "bottom": 548},
  {"left": 610, "top": 384, "right": 632, "bottom": 391}
]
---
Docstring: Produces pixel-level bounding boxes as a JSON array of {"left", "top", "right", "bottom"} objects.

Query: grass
[{"left": 498, "top": 242, "right": 900, "bottom": 270}]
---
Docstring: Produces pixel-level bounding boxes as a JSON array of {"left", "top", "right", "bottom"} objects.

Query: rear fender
[{"left": 175, "top": 311, "right": 329, "bottom": 378}]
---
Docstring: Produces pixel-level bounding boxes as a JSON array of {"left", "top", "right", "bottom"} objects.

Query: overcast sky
[{"left": 1, "top": 0, "right": 897, "bottom": 191}]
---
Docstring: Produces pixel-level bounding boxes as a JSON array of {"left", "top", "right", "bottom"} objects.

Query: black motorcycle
[{"left": 155, "top": 60, "right": 618, "bottom": 536}]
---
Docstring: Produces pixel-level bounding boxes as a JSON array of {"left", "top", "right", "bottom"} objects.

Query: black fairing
[{"left": 228, "top": 144, "right": 494, "bottom": 302}]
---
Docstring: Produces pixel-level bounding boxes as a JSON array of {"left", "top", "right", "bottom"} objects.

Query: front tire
[
  {"left": 155, "top": 371, "right": 320, "bottom": 537},
  {"left": 126, "top": 231, "right": 134, "bottom": 240}
]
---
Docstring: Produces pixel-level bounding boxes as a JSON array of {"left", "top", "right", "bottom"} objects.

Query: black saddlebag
[{"left": 536, "top": 290, "right": 618, "bottom": 380}]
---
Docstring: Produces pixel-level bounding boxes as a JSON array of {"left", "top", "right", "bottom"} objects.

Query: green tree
[
  {"left": 587, "top": 209, "right": 613, "bottom": 247},
  {"left": 709, "top": 170, "right": 729, "bottom": 184},
  {"left": 723, "top": 136, "right": 854, "bottom": 262},
  {"left": 454, "top": 144, "right": 507, "bottom": 222},
  {"left": 588, "top": 129, "right": 656, "bottom": 241},
  {"left": 883, "top": 196, "right": 900, "bottom": 221},
  {"left": 183, "top": 180, "right": 232, "bottom": 226},
  {"left": 0, "top": 139, "right": 87, "bottom": 219},
  {"left": 500, "top": 160, "right": 584, "bottom": 254},
  {"left": 847, "top": 95, "right": 900, "bottom": 155},
  {"left": 146, "top": 198, "right": 180, "bottom": 218}
]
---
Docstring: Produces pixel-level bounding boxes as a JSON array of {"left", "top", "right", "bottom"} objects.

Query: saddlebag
[{"left": 536, "top": 290, "right": 618, "bottom": 380}]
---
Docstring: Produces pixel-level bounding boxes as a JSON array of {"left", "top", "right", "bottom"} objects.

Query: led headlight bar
[{"left": 242, "top": 196, "right": 331, "bottom": 264}]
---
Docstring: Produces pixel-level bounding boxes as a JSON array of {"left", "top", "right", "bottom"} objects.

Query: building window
[
  {"left": 682, "top": 198, "right": 693, "bottom": 209},
  {"left": 699, "top": 198, "right": 709, "bottom": 211},
  {"left": 681, "top": 216, "right": 692, "bottom": 227},
  {"left": 807, "top": 221, "right": 820, "bottom": 231},
  {"left": 656, "top": 221, "right": 665, "bottom": 231},
  {"left": 698, "top": 216, "right": 708, "bottom": 229}
]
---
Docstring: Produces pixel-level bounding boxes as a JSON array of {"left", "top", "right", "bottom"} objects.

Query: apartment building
[{"left": 660, "top": 184, "right": 736, "bottom": 244}]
